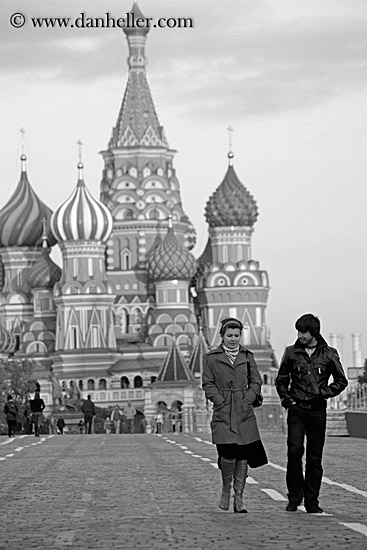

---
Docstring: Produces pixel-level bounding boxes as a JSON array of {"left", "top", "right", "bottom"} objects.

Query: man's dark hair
[
  {"left": 295, "top": 314, "right": 321, "bottom": 337},
  {"left": 87, "top": 394, "right": 91, "bottom": 399}
]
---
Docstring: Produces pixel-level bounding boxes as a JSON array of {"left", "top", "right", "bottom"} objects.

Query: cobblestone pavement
[{"left": 0, "top": 432, "right": 366, "bottom": 550}]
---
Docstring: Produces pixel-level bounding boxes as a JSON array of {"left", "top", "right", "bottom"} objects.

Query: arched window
[
  {"left": 99, "top": 379, "right": 107, "bottom": 390},
  {"left": 149, "top": 208, "right": 160, "bottom": 220},
  {"left": 263, "top": 374, "right": 268, "bottom": 385},
  {"left": 134, "top": 376, "right": 143, "bottom": 388},
  {"left": 120, "top": 309, "right": 129, "bottom": 334},
  {"left": 121, "top": 248, "right": 132, "bottom": 270},
  {"left": 124, "top": 209, "right": 135, "bottom": 220},
  {"left": 87, "top": 379, "right": 95, "bottom": 391},
  {"left": 120, "top": 376, "right": 130, "bottom": 389},
  {"left": 78, "top": 380, "right": 84, "bottom": 391}
]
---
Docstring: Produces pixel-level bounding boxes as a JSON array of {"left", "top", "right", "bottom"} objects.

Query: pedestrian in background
[
  {"left": 3, "top": 394, "right": 19, "bottom": 438},
  {"left": 30, "top": 391, "right": 45, "bottom": 437},
  {"left": 78, "top": 419, "right": 85, "bottom": 434},
  {"left": 275, "top": 313, "right": 348, "bottom": 514},
  {"left": 104, "top": 416, "right": 113, "bottom": 434},
  {"left": 111, "top": 405, "right": 122, "bottom": 434},
  {"left": 202, "top": 317, "right": 267, "bottom": 513},
  {"left": 81, "top": 394, "right": 96, "bottom": 434},
  {"left": 155, "top": 411, "right": 163, "bottom": 434},
  {"left": 57, "top": 417, "right": 65, "bottom": 435},
  {"left": 123, "top": 401, "right": 136, "bottom": 434}
]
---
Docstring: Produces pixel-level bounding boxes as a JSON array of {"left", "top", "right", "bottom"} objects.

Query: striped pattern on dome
[
  {"left": 0, "top": 324, "right": 16, "bottom": 354},
  {"left": 51, "top": 171, "right": 113, "bottom": 243},
  {"left": 147, "top": 226, "right": 196, "bottom": 282},
  {"left": 205, "top": 165, "right": 258, "bottom": 228},
  {"left": 28, "top": 248, "right": 62, "bottom": 290},
  {"left": 0, "top": 164, "right": 56, "bottom": 248}
]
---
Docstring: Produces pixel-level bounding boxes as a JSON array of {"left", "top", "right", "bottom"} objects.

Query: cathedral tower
[
  {"left": 0, "top": 154, "right": 56, "bottom": 350},
  {"left": 99, "top": 2, "right": 196, "bottom": 345},
  {"left": 50, "top": 162, "right": 119, "bottom": 378},
  {"left": 195, "top": 152, "right": 275, "bottom": 372}
]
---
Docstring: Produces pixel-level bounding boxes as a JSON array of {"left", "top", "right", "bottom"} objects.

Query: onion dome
[
  {"left": 0, "top": 155, "right": 56, "bottom": 247},
  {"left": 0, "top": 324, "right": 16, "bottom": 354},
  {"left": 51, "top": 163, "right": 113, "bottom": 243},
  {"left": 147, "top": 217, "right": 196, "bottom": 282},
  {"left": 123, "top": 2, "right": 150, "bottom": 36},
  {"left": 205, "top": 153, "right": 258, "bottom": 228},
  {"left": 28, "top": 233, "right": 61, "bottom": 290}
]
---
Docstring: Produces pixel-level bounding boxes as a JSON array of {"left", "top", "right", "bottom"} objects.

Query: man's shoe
[
  {"left": 306, "top": 506, "right": 323, "bottom": 514},
  {"left": 286, "top": 502, "right": 298, "bottom": 512}
]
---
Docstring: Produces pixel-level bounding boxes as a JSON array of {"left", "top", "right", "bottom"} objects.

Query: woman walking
[
  {"left": 30, "top": 391, "right": 45, "bottom": 437},
  {"left": 202, "top": 318, "right": 268, "bottom": 513}
]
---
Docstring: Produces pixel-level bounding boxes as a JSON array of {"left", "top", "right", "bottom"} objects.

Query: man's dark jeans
[
  {"left": 85, "top": 415, "right": 93, "bottom": 434},
  {"left": 286, "top": 404, "right": 326, "bottom": 508}
]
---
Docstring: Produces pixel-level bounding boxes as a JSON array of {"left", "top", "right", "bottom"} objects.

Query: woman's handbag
[{"left": 252, "top": 393, "right": 263, "bottom": 408}]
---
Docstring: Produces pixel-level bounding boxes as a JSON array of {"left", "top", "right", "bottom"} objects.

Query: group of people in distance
[
  {"left": 3, "top": 312, "right": 348, "bottom": 515},
  {"left": 202, "top": 313, "right": 347, "bottom": 514},
  {"left": 4, "top": 391, "right": 46, "bottom": 438}
]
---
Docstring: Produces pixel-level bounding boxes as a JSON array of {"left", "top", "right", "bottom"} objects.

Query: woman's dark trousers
[{"left": 286, "top": 405, "right": 326, "bottom": 509}]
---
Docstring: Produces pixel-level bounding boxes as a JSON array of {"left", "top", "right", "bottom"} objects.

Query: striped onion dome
[
  {"left": 205, "top": 154, "right": 258, "bottom": 228},
  {"left": 147, "top": 218, "right": 196, "bottom": 282},
  {"left": 51, "top": 163, "right": 113, "bottom": 243},
  {"left": 0, "top": 155, "right": 56, "bottom": 247},
  {"left": 0, "top": 324, "right": 16, "bottom": 354}
]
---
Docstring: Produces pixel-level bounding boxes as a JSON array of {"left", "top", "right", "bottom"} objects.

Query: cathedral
[{"left": 0, "top": 3, "right": 279, "bottom": 432}]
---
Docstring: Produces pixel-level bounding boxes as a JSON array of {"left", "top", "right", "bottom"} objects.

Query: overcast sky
[{"left": 1, "top": 0, "right": 367, "bottom": 369}]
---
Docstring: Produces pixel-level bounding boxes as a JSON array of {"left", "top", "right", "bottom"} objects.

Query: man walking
[
  {"left": 123, "top": 401, "right": 136, "bottom": 434},
  {"left": 3, "top": 394, "right": 19, "bottom": 438},
  {"left": 275, "top": 314, "right": 348, "bottom": 514},
  {"left": 81, "top": 394, "right": 96, "bottom": 434}
]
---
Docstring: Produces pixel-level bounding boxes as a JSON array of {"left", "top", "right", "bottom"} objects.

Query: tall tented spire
[
  {"left": 109, "top": 2, "right": 168, "bottom": 149},
  {"left": 187, "top": 328, "right": 209, "bottom": 377},
  {"left": 156, "top": 340, "right": 195, "bottom": 382}
]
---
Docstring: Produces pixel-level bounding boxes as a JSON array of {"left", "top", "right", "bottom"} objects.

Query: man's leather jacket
[{"left": 275, "top": 336, "right": 348, "bottom": 409}]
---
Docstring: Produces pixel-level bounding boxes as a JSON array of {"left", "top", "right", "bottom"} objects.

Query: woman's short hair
[
  {"left": 219, "top": 317, "right": 243, "bottom": 337},
  {"left": 295, "top": 314, "right": 320, "bottom": 337}
]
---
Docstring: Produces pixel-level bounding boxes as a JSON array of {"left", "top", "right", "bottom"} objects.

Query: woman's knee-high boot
[
  {"left": 219, "top": 458, "right": 236, "bottom": 510},
  {"left": 233, "top": 459, "right": 248, "bottom": 513}
]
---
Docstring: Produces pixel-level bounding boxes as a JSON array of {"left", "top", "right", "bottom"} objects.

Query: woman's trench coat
[{"left": 202, "top": 345, "right": 262, "bottom": 445}]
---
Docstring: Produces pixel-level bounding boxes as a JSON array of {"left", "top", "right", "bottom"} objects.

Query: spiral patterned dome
[
  {"left": 0, "top": 155, "right": 56, "bottom": 247},
  {"left": 147, "top": 221, "right": 196, "bottom": 282},
  {"left": 28, "top": 246, "right": 62, "bottom": 290},
  {"left": 205, "top": 157, "right": 258, "bottom": 228},
  {"left": 51, "top": 163, "right": 113, "bottom": 243},
  {"left": 0, "top": 324, "right": 16, "bottom": 354}
]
